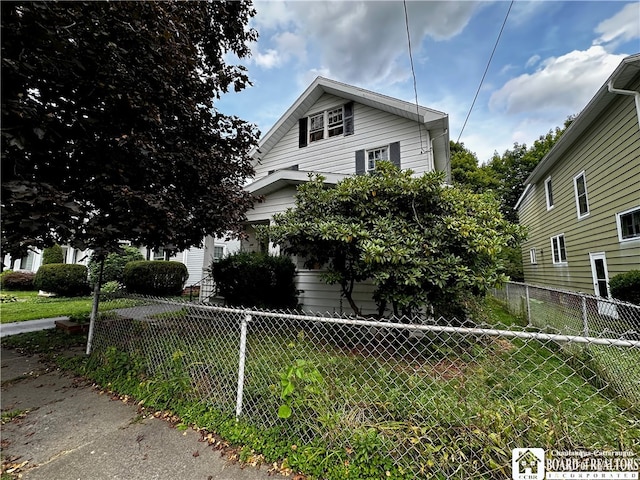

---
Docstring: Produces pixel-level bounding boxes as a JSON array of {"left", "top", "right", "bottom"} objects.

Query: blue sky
[{"left": 217, "top": 0, "right": 640, "bottom": 164}]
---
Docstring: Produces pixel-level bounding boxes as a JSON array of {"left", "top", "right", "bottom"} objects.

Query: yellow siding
[{"left": 520, "top": 87, "right": 640, "bottom": 293}]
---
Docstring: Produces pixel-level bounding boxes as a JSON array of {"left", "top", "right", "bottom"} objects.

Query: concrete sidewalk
[
  {"left": 0, "top": 318, "right": 62, "bottom": 338},
  {"left": 0, "top": 346, "right": 290, "bottom": 479}
]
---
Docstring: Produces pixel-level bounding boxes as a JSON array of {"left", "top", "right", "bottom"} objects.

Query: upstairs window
[
  {"left": 298, "top": 102, "right": 354, "bottom": 148},
  {"left": 617, "top": 207, "right": 640, "bottom": 242},
  {"left": 551, "top": 234, "right": 567, "bottom": 264},
  {"left": 367, "top": 146, "right": 388, "bottom": 173},
  {"left": 529, "top": 248, "right": 537, "bottom": 265},
  {"left": 309, "top": 112, "right": 325, "bottom": 142},
  {"left": 573, "top": 171, "right": 590, "bottom": 218},
  {"left": 544, "top": 176, "right": 554, "bottom": 210},
  {"left": 327, "top": 107, "right": 344, "bottom": 137}
]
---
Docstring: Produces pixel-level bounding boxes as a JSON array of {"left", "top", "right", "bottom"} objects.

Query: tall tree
[
  {"left": 267, "top": 162, "right": 524, "bottom": 319},
  {"left": 450, "top": 141, "right": 499, "bottom": 193},
  {"left": 487, "top": 119, "right": 573, "bottom": 223},
  {"left": 1, "top": 1, "right": 259, "bottom": 259}
]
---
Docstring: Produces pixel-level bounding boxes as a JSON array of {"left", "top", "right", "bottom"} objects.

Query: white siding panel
[
  {"left": 297, "top": 270, "right": 380, "bottom": 315},
  {"left": 183, "top": 247, "right": 205, "bottom": 286},
  {"left": 254, "top": 93, "right": 433, "bottom": 179},
  {"left": 246, "top": 186, "right": 297, "bottom": 222}
]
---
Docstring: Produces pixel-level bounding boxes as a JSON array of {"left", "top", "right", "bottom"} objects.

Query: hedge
[
  {"left": 0, "top": 271, "right": 36, "bottom": 290},
  {"left": 123, "top": 261, "right": 188, "bottom": 296},
  {"left": 88, "top": 246, "right": 144, "bottom": 286},
  {"left": 42, "top": 244, "right": 64, "bottom": 265},
  {"left": 34, "top": 264, "right": 90, "bottom": 297},
  {"left": 212, "top": 252, "right": 298, "bottom": 309},
  {"left": 610, "top": 270, "right": 640, "bottom": 305}
]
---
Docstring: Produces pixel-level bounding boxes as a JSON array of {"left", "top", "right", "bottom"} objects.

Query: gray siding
[{"left": 520, "top": 86, "right": 640, "bottom": 293}]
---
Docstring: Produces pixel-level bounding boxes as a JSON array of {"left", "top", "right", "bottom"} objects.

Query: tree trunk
[
  {"left": 341, "top": 278, "right": 360, "bottom": 316},
  {"left": 85, "top": 257, "right": 105, "bottom": 355}
]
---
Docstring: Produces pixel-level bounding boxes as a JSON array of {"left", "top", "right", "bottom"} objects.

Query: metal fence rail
[
  {"left": 493, "top": 282, "right": 640, "bottom": 405},
  {"left": 89, "top": 295, "right": 640, "bottom": 479}
]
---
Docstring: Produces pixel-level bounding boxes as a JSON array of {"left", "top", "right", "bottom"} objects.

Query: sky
[{"left": 217, "top": 0, "right": 640, "bottom": 164}]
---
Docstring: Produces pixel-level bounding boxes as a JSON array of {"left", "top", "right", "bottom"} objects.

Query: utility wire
[
  {"left": 456, "top": 0, "right": 514, "bottom": 144},
  {"left": 403, "top": 0, "right": 425, "bottom": 153}
]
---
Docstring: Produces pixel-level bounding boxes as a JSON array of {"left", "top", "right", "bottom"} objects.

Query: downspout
[
  {"left": 608, "top": 81, "right": 640, "bottom": 130},
  {"left": 429, "top": 129, "right": 449, "bottom": 181}
]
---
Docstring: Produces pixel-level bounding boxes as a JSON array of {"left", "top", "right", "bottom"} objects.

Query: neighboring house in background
[
  {"left": 3, "top": 238, "right": 239, "bottom": 288},
  {"left": 223, "top": 76, "right": 450, "bottom": 314},
  {"left": 3, "top": 246, "right": 91, "bottom": 274},
  {"left": 516, "top": 53, "right": 640, "bottom": 298}
]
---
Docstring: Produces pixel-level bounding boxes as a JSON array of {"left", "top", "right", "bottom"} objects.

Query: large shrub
[
  {"left": 212, "top": 252, "right": 298, "bottom": 309},
  {"left": 88, "top": 246, "right": 144, "bottom": 286},
  {"left": 610, "top": 270, "right": 640, "bottom": 305},
  {"left": 0, "top": 270, "right": 36, "bottom": 290},
  {"left": 42, "top": 244, "right": 64, "bottom": 264},
  {"left": 34, "top": 264, "right": 89, "bottom": 296},
  {"left": 123, "top": 261, "right": 188, "bottom": 296}
]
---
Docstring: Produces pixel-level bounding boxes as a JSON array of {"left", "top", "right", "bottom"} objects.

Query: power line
[
  {"left": 456, "top": 0, "right": 514, "bottom": 144},
  {"left": 403, "top": 0, "right": 425, "bottom": 153}
]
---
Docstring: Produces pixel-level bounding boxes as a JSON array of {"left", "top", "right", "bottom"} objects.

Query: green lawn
[{"left": 0, "top": 290, "right": 137, "bottom": 323}]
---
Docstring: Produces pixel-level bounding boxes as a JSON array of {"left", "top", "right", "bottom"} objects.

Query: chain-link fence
[
  {"left": 493, "top": 281, "right": 640, "bottom": 406},
  {"left": 88, "top": 294, "right": 640, "bottom": 479}
]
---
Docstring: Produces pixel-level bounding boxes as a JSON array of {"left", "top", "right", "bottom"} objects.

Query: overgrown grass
[
  {"left": 67, "top": 299, "right": 639, "bottom": 480},
  {"left": 0, "top": 290, "right": 140, "bottom": 323}
]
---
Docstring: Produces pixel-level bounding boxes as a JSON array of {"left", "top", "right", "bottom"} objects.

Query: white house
[
  {"left": 227, "top": 76, "right": 451, "bottom": 314},
  {"left": 3, "top": 238, "right": 239, "bottom": 289}
]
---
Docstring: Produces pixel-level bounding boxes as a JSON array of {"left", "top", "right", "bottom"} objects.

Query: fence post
[
  {"left": 525, "top": 285, "right": 531, "bottom": 326},
  {"left": 582, "top": 297, "right": 589, "bottom": 337},
  {"left": 235, "top": 313, "right": 250, "bottom": 420},
  {"left": 506, "top": 283, "right": 510, "bottom": 311}
]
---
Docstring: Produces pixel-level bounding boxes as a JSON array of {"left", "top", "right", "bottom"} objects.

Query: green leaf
[{"left": 277, "top": 404, "right": 292, "bottom": 419}]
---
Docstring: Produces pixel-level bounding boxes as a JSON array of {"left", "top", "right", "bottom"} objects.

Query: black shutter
[
  {"left": 390, "top": 141, "right": 401, "bottom": 168},
  {"left": 299, "top": 118, "right": 308, "bottom": 148},
  {"left": 355, "top": 149, "right": 365, "bottom": 175},
  {"left": 344, "top": 101, "right": 354, "bottom": 136}
]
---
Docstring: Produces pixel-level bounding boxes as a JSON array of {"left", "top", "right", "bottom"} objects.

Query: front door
[{"left": 589, "top": 252, "right": 617, "bottom": 318}]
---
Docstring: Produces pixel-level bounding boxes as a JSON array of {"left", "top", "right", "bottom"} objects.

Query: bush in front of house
[
  {"left": 123, "top": 261, "right": 188, "bottom": 296},
  {"left": 0, "top": 270, "right": 37, "bottom": 290},
  {"left": 42, "top": 244, "right": 65, "bottom": 265},
  {"left": 610, "top": 270, "right": 640, "bottom": 305},
  {"left": 88, "top": 246, "right": 145, "bottom": 286},
  {"left": 212, "top": 252, "right": 298, "bottom": 309},
  {"left": 34, "top": 264, "right": 90, "bottom": 297}
]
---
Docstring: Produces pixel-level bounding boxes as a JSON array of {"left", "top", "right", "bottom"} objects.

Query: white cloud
[
  {"left": 252, "top": 1, "right": 479, "bottom": 87},
  {"left": 525, "top": 54, "right": 540, "bottom": 68},
  {"left": 593, "top": 2, "right": 640, "bottom": 46},
  {"left": 489, "top": 46, "right": 627, "bottom": 115},
  {"left": 273, "top": 31, "right": 307, "bottom": 62},
  {"left": 252, "top": 48, "right": 283, "bottom": 69}
]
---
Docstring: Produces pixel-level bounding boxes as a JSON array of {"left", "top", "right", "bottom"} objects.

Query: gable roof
[
  {"left": 251, "top": 76, "right": 449, "bottom": 163},
  {"left": 515, "top": 53, "right": 640, "bottom": 210}
]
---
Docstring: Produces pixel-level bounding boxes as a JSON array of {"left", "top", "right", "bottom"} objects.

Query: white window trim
[
  {"left": 550, "top": 234, "right": 567, "bottom": 265},
  {"left": 212, "top": 245, "right": 226, "bottom": 262},
  {"left": 529, "top": 248, "right": 537, "bottom": 265},
  {"left": 308, "top": 106, "right": 344, "bottom": 143},
  {"left": 366, "top": 145, "right": 389, "bottom": 173},
  {"left": 616, "top": 206, "right": 640, "bottom": 243},
  {"left": 573, "top": 171, "right": 590, "bottom": 219},
  {"left": 544, "top": 176, "right": 554, "bottom": 211}
]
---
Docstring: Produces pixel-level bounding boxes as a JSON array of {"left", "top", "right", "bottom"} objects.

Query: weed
[{"left": 1, "top": 409, "right": 28, "bottom": 424}]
